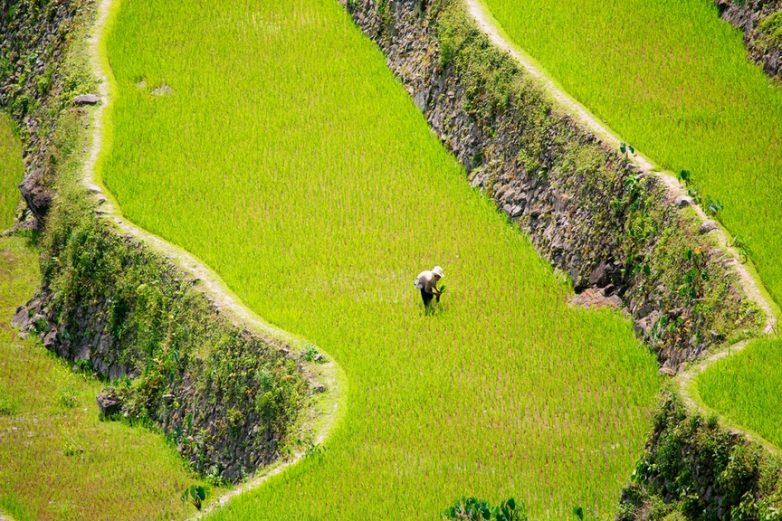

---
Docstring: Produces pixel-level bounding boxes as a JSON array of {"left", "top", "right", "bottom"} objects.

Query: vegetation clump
[
  {"left": 444, "top": 497, "right": 528, "bottom": 521},
  {"left": 618, "top": 392, "right": 782, "bottom": 521},
  {"left": 33, "top": 192, "right": 308, "bottom": 481}
]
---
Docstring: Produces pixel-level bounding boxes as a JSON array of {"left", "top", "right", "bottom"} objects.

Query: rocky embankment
[
  {"left": 716, "top": 0, "right": 782, "bottom": 80},
  {"left": 0, "top": 0, "right": 92, "bottom": 229},
  {"left": 617, "top": 392, "right": 782, "bottom": 520},
  {"left": 2, "top": 0, "right": 317, "bottom": 483},
  {"left": 342, "top": 0, "right": 761, "bottom": 371}
]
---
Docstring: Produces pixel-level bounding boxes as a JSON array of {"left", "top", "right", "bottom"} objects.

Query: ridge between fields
[
  {"left": 463, "top": 0, "right": 778, "bottom": 446},
  {"left": 86, "top": 0, "right": 343, "bottom": 517}
]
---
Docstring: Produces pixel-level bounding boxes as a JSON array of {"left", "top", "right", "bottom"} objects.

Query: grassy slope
[
  {"left": 1, "top": 25, "right": 224, "bottom": 520},
  {"left": 0, "top": 113, "right": 23, "bottom": 229},
  {"left": 479, "top": 0, "right": 782, "bottom": 308},
  {"left": 0, "top": 237, "right": 217, "bottom": 521},
  {"left": 102, "top": 0, "right": 660, "bottom": 518},
  {"left": 697, "top": 337, "right": 782, "bottom": 449}
]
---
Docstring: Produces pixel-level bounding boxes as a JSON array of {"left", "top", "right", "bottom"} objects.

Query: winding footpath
[
  {"left": 465, "top": 0, "right": 779, "bottom": 447},
  {"left": 84, "top": 0, "right": 343, "bottom": 517}
]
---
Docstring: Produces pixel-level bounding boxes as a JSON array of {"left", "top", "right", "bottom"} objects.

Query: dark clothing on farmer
[
  {"left": 420, "top": 289, "right": 441, "bottom": 307},
  {"left": 421, "top": 289, "right": 434, "bottom": 307}
]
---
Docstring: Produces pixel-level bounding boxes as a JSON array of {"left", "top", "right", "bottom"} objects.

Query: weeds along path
[
  {"left": 85, "top": 0, "right": 343, "bottom": 514},
  {"left": 464, "top": 0, "right": 779, "bottom": 443}
]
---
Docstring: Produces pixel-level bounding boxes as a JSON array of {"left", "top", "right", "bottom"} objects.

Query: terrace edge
[
  {"left": 342, "top": 0, "right": 773, "bottom": 372},
  {"left": 715, "top": 0, "right": 782, "bottom": 81},
  {"left": 1, "top": 0, "right": 344, "bottom": 503}
]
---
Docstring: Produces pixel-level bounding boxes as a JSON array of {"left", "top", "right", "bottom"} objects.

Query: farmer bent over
[{"left": 415, "top": 266, "right": 444, "bottom": 310}]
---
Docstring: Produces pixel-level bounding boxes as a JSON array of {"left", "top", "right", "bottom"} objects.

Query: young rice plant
[{"left": 696, "top": 337, "right": 782, "bottom": 449}]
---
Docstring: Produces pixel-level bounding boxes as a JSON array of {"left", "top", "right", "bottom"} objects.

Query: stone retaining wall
[
  {"left": 342, "top": 0, "right": 761, "bottom": 371},
  {"left": 2, "top": 0, "right": 313, "bottom": 483},
  {"left": 715, "top": 0, "right": 782, "bottom": 81}
]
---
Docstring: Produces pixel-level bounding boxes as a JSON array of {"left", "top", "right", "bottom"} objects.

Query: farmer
[{"left": 414, "top": 265, "right": 444, "bottom": 310}]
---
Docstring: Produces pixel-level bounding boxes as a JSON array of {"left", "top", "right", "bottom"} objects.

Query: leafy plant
[
  {"left": 444, "top": 497, "right": 528, "bottom": 521},
  {"left": 301, "top": 344, "right": 320, "bottom": 363},
  {"left": 56, "top": 386, "right": 78, "bottom": 409},
  {"left": 706, "top": 196, "right": 723, "bottom": 216},
  {"left": 181, "top": 485, "right": 207, "bottom": 511}
]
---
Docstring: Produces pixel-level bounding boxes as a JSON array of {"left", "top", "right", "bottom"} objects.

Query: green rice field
[
  {"left": 0, "top": 236, "right": 216, "bottom": 521},
  {"left": 697, "top": 337, "right": 782, "bottom": 449},
  {"left": 0, "top": 112, "right": 23, "bottom": 229},
  {"left": 479, "top": 0, "right": 782, "bottom": 306},
  {"left": 100, "top": 0, "right": 660, "bottom": 518}
]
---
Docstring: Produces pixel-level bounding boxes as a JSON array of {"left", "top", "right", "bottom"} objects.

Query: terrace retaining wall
[
  {"left": 342, "top": 0, "right": 761, "bottom": 372},
  {"left": 12, "top": 214, "right": 310, "bottom": 482},
  {"left": 0, "top": 0, "right": 90, "bottom": 230},
  {"left": 617, "top": 392, "right": 782, "bottom": 520},
  {"left": 715, "top": 0, "right": 782, "bottom": 81},
  {"left": 2, "top": 0, "right": 315, "bottom": 483}
]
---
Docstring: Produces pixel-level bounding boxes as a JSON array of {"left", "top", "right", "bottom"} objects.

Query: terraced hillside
[
  {"left": 479, "top": 0, "right": 782, "bottom": 307},
  {"left": 0, "top": 116, "right": 214, "bottom": 520},
  {"left": 475, "top": 0, "right": 782, "bottom": 467},
  {"left": 99, "top": 0, "right": 660, "bottom": 518},
  {"left": 4, "top": 0, "right": 782, "bottom": 518}
]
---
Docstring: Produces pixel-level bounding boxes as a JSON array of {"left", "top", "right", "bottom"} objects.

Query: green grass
[
  {"left": 479, "top": 0, "right": 782, "bottom": 307},
  {"left": 0, "top": 236, "right": 218, "bottom": 520},
  {"left": 0, "top": 112, "right": 23, "bottom": 229},
  {"left": 101, "top": 0, "right": 660, "bottom": 518},
  {"left": 697, "top": 337, "right": 782, "bottom": 449}
]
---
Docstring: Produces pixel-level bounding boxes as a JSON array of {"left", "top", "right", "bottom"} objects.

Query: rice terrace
[{"left": 1, "top": 0, "right": 781, "bottom": 519}]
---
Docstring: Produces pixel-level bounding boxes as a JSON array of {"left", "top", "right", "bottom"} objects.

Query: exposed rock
[
  {"left": 11, "top": 306, "right": 28, "bottom": 330},
  {"left": 18, "top": 168, "right": 53, "bottom": 224},
  {"left": 42, "top": 330, "right": 57, "bottom": 348},
  {"left": 73, "top": 93, "right": 100, "bottom": 105},
  {"left": 699, "top": 220, "right": 719, "bottom": 234},
  {"left": 658, "top": 364, "right": 677, "bottom": 377},
  {"left": 588, "top": 261, "right": 610, "bottom": 287},
  {"left": 675, "top": 195, "right": 693, "bottom": 208},
  {"left": 96, "top": 388, "right": 123, "bottom": 417},
  {"left": 569, "top": 287, "right": 624, "bottom": 311}
]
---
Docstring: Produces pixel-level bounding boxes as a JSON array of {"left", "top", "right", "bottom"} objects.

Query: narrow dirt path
[
  {"left": 85, "top": 0, "right": 342, "bottom": 517},
  {"left": 465, "top": 0, "right": 778, "bottom": 444}
]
